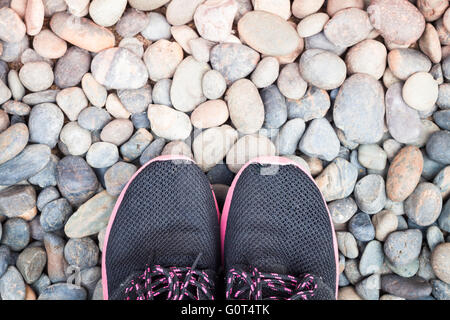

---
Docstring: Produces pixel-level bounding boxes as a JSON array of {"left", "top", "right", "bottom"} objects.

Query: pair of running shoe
[{"left": 102, "top": 155, "right": 339, "bottom": 300}]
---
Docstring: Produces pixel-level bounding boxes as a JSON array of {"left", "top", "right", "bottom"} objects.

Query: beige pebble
[
  {"left": 100, "top": 119, "right": 134, "bottom": 146},
  {"left": 250, "top": 56, "right": 279, "bottom": 89},
  {"left": 327, "top": 0, "right": 364, "bottom": 17},
  {"left": 402, "top": 72, "right": 439, "bottom": 111},
  {"left": 419, "top": 23, "right": 442, "bottom": 63},
  {"left": 32, "top": 29, "right": 67, "bottom": 59},
  {"left": 383, "top": 68, "right": 401, "bottom": 88},
  {"left": 292, "top": 0, "right": 325, "bottom": 19},
  {"left": 170, "top": 25, "right": 199, "bottom": 54},
  {"left": 372, "top": 210, "right": 398, "bottom": 241},
  {"left": 105, "top": 93, "right": 131, "bottom": 119},
  {"left": 194, "top": 0, "right": 238, "bottom": 42},
  {"left": 10, "top": 0, "right": 27, "bottom": 17},
  {"left": 166, "top": 0, "right": 204, "bottom": 26},
  {"left": 65, "top": 0, "right": 89, "bottom": 17},
  {"left": 252, "top": 0, "right": 291, "bottom": 20},
  {"left": 81, "top": 73, "right": 107, "bottom": 108},
  {"left": 143, "top": 40, "right": 184, "bottom": 82},
  {"left": 297, "top": 12, "right": 329, "bottom": 38},
  {"left": 345, "top": 39, "right": 387, "bottom": 80},
  {"left": 25, "top": 0, "right": 45, "bottom": 36},
  {"left": 161, "top": 141, "right": 193, "bottom": 159},
  {"left": 191, "top": 100, "right": 229, "bottom": 129}
]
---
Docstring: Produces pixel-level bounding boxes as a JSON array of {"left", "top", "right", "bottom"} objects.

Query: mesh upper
[
  {"left": 104, "top": 160, "right": 220, "bottom": 300},
  {"left": 223, "top": 163, "right": 337, "bottom": 300}
]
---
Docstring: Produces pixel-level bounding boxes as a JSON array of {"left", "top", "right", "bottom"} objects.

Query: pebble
[
  {"left": 434, "top": 110, "right": 450, "bottom": 130},
  {"left": 252, "top": 0, "right": 290, "bottom": 20},
  {"left": 28, "top": 103, "right": 63, "bottom": 148},
  {"left": 100, "top": 119, "right": 134, "bottom": 146},
  {"left": 431, "top": 243, "right": 450, "bottom": 283},
  {"left": 141, "top": 12, "right": 171, "bottom": 41},
  {"left": 433, "top": 166, "right": 450, "bottom": 199},
  {"left": 0, "top": 245, "right": 9, "bottom": 278},
  {"left": 105, "top": 94, "right": 130, "bottom": 119},
  {"left": 128, "top": 0, "right": 169, "bottom": 11},
  {"left": 286, "top": 86, "right": 330, "bottom": 122},
  {"left": 437, "top": 83, "right": 450, "bottom": 109},
  {"left": 315, "top": 158, "right": 358, "bottom": 202},
  {"left": 292, "top": 0, "right": 324, "bottom": 19},
  {"left": 0, "top": 109, "right": 9, "bottom": 133},
  {"left": 354, "top": 174, "right": 386, "bottom": 215},
  {"left": 251, "top": 57, "right": 279, "bottom": 89},
  {"left": 420, "top": 23, "right": 442, "bottom": 64},
  {"left": 22, "top": 90, "right": 59, "bottom": 106},
  {"left": 7, "top": 70, "right": 24, "bottom": 101},
  {"left": 65, "top": 0, "right": 89, "bottom": 17},
  {"left": 1, "top": 218, "right": 30, "bottom": 251},
  {"left": 337, "top": 232, "right": 359, "bottom": 259},
  {"left": 193, "top": 125, "right": 238, "bottom": 172},
  {"left": 260, "top": 85, "right": 287, "bottom": 129},
  {"left": 148, "top": 104, "right": 192, "bottom": 140},
  {"left": 43, "top": 233, "right": 67, "bottom": 283},
  {"left": 202, "top": 70, "right": 227, "bottom": 100},
  {"left": 50, "top": 12, "right": 115, "bottom": 52},
  {"left": 56, "top": 87, "right": 89, "bottom": 122},
  {"left": 384, "top": 229, "right": 422, "bottom": 266},
  {"left": 277, "top": 63, "right": 307, "bottom": 100},
  {"left": 405, "top": 182, "right": 443, "bottom": 227},
  {"left": 418, "top": 0, "right": 449, "bottom": 21},
  {"left": 104, "top": 162, "right": 137, "bottom": 196},
  {"left": 32, "top": 29, "right": 67, "bottom": 59},
  {"left": 119, "top": 38, "right": 144, "bottom": 58},
  {"left": 81, "top": 73, "right": 107, "bottom": 108},
  {"left": 40, "top": 198, "right": 72, "bottom": 232},
  {"left": 338, "top": 286, "right": 362, "bottom": 300},
  {"left": 333, "top": 73, "right": 385, "bottom": 144},
  {"left": 0, "top": 266, "right": 25, "bottom": 300},
  {"left": 348, "top": 212, "right": 376, "bottom": 242},
  {"left": 324, "top": 8, "right": 373, "bottom": 48},
  {"left": 191, "top": 100, "right": 229, "bottom": 129},
  {"left": 54, "top": 47, "right": 91, "bottom": 88},
  {"left": 381, "top": 275, "right": 432, "bottom": 299},
  {"left": 225, "top": 79, "right": 265, "bottom": 134},
  {"left": 358, "top": 144, "right": 388, "bottom": 171},
  {"left": 226, "top": 134, "right": 276, "bottom": 173},
  {"left": 19, "top": 62, "right": 53, "bottom": 92},
  {"left": 36, "top": 187, "right": 59, "bottom": 212},
  {"left": 418, "top": 246, "right": 435, "bottom": 281},
  {"left": 116, "top": 8, "right": 148, "bottom": 38},
  {"left": 426, "top": 131, "right": 450, "bottom": 164},
  {"left": 38, "top": 283, "right": 86, "bottom": 300},
  {"left": 427, "top": 225, "right": 444, "bottom": 251},
  {"left": 327, "top": 0, "right": 364, "bottom": 17},
  {"left": 171, "top": 56, "right": 210, "bottom": 112},
  {"left": 372, "top": 210, "right": 398, "bottom": 242},
  {"left": 439, "top": 199, "right": 450, "bottom": 232},
  {"left": 299, "top": 118, "right": 340, "bottom": 162},
  {"left": 86, "top": 142, "right": 119, "bottom": 169},
  {"left": 144, "top": 40, "right": 183, "bottom": 82},
  {"left": 28, "top": 154, "right": 58, "bottom": 189},
  {"left": 329, "top": 197, "right": 358, "bottom": 225},
  {"left": 65, "top": 191, "right": 116, "bottom": 238},
  {"left": 355, "top": 274, "right": 380, "bottom": 300},
  {"left": 139, "top": 138, "right": 166, "bottom": 165},
  {"left": 189, "top": 37, "right": 215, "bottom": 63},
  {"left": 2, "top": 101, "right": 31, "bottom": 117},
  {"left": 89, "top": 0, "right": 127, "bottom": 27},
  {"left": 367, "top": 0, "right": 425, "bottom": 45},
  {"left": 0, "top": 185, "right": 36, "bottom": 220},
  {"left": 152, "top": 79, "right": 173, "bottom": 106},
  {"left": 0, "top": 123, "right": 28, "bottom": 165},
  {"left": 91, "top": 47, "right": 148, "bottom": 90},
  {"left": 299, "top": 49, "right": 346, "bottom": 90},
  {"left": 120, "top": 128, "right": 153, "bottom": 162},
  {"left": 345, "top": 39, "right": 387, "bottom": 80},
  {"left": 210, "top": 43, "right": 260, "bottom": 85},
  {"left": 0, "top": 144, "right": 51, "bottom": 186},
  {"left": 388, "top": 49, "right": 432, "bottom": 80},
  {"left": 16, "top": 247, "right": 46, "bottom": 284},
  {"left": 238, "top": 10, "right": 300, "bottom": 56},
  {"left": 170, "top": 25, "right": 199, "bottom": 55},
  {"left": 297, "top": 12, "right": 329, "bottom": 38},
  {"left": 166, "top": 0, "right": 204, "bottom": 25},
  {"left": 0, "top": 7, "right": 26, "bottom": 43},
  {"left": 402, "top": 72, "right": 439, "bottom": 112},
  {"left": 64, "top": 237, "right": 99, "bottom": 270},
  {"left": 56, "top": 156, "right": 99, "bottom": 207},
  {"left": 194, "top": 0, "right": 237, "bottom": 42},
  {"left": 274, "top": 118, "right": 305, "bottom": 156},
  {"left": 359, "top": 240, "right": 384, "bottom": 276},
  {"left": 78, "top": 107, "right": 111, "bottom": 131}
]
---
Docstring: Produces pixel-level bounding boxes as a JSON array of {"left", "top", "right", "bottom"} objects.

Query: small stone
[
  {"left": 304, "top": 31, "right": 347, "bottom": 56},
  {"left": 337, "top": 232, "right": 359, "bottom": 259},
  {"left": 120, "top": 128, "right": 153, "bottom": 162},
  {"left": 22, "top": 90, "right": 59, "bottom": 106},
  {"left": 141, "top": 11, "right": 170, "bottom": 41},
  {"left": 64, "top": 237, "right": 99, "bottom": 270},
  {"left": 355, "top": 274, "right": 380, "bottom": 300},
  {"left": 437, "top": 83, "right": 450, "bottom": 109},
  {"left": 299, "top": 49, "right": 346, "bottom": 90},
  {"left": 147, "top": 104, "right": 192, "bottom": 140},
  {"left": 418, "top": 246, "right": 436, "bottom": 281},
  {"left": 50, "top": 12, "right": 114, "bottom": 52},
  {"left": 381, "top": 275, "right": 432, "bottom": 299},
  {"left": 152, "top": 79, "right": 172, "bottom": 106},
  {"left": 166, "top": 0, "right": 203, "bottom": 25},
  {"left": 338, "top": 286, "right": 362, "bottom": 300},
  {"left": 143, "top": 40, "right": 183, "bottom": 83},
  {"left": 388, "top": 49, "right": 432, "bottom": 80},
  {"left": 28, "top": 103, "right": 63, "bottom": 148},
  {"left": 329, "top": 197, "right": 358, "bottom": 224},
  {"left": 345, "top": 39, "right": 387, "bottom": 80},
  {"left": 28, "top": 153, "right": 58, "bottom": 189},
  {"left": 434, "top": 110, "right": 450, "bottom": 130},
  {"left": 433, "top": 166, "right": 450, "bottom": 199},
  {"left": 324, "top": 8, "right": 373, "bottom": 48},
  {"left": 104, "top": 162, "right": 137, "bottom": 196},
  {"left": 275, "top": 118, "right": 305, "bottom": 156},
  {"left": 238, "top": 10, "right": 300, "bottom": 56},
  {"left": 354, "top": 174, "right": 386, "bottom": 215},
  {"left": 189, "top": 37, "right": 215, "bottom": 63},
  {"left": 405, "top": 182, "right": 442, "bottom": 227},
  {"left": 81, "top": 73, "right": 107, "bottom": 108},
  {"left": 1, "top": 101, "right": 30, "bottom": 117},
  {"left": 0, "top": 266, "right": 25, "bottom": 300},
  {"left": 55, "top": 47, "right": 90, "bottom": 88},
  {"left": 260, "top": 85, "right": 287, "bottom": 129},
  {"left": 431, "top": 280, "right": 450, "bottom": 300},
  {"left": 118, "top": 39, "right": 145, "bottom": 59},
  {"left": 299, "top": 118, "right": 340, "bottom": 162},
  {"left": 426, "top": 131, "right": 450, "bottom": 164},
  {"left": 333, "top": 73, "right": 385, "bottom": 144},
  {"left": 59, "top": 122, "right": 92, "bottom": 156},
  {"left": 139, "top": 138, "right": 166, "bottom": 165},
  {"left": 418, "top": 0, "right": 448, "bottom": 21},
  {"left": 286, "top": 86, "right": 330, "bottom": 122},
  {"left": 225, "top": 79, "right": 264, "bottom": 134},
  {"left": 40, "top": 198, "right": 72, "bottom": 232},
  {"left": 384, "top": 229, "right": 422, "bottom": 266},
  {"left": 116, "top": 8, "right": 148, "bottom": 38},
  {"left": 251, "top": 57, "right": 279, "bottom": 89},
  {"left": 372, "top": 210, "right": 398, "bottom": 241},
  {"left": 16, "top": 247, "right": 46, "bottom": 284},
  {"left": 170, "top": 56, "right": 210, "bottom": 112},
  {"left": 0, "top": 144, "right": 51, "bottom": 186},
  {"left": 89, "top": 0, "right": 127, "bottom": 27},
  {"left": 38, "top": 283, "right": 86, "bottom": 300},
  {"left": 86, "top": 142, "right": 119, "bottom": 169},
  {"left": 226, "top": 134, "right": 276, "bottom": 173},
  {"left": 0, "top": 7, "right": 26, "bottom": 42},
  {"left": 438, "top": 199, "right": 450, "bottom": 232},
  {"left": 36, "top": 187, "right": 59, "bottom": 211},
  {"left": 292, "top": 0, "right": 324, "bottom": 19},
  {"left": 359, "top": 240, "right": 384, "bottom": 276},
  {"left": 194, "top": 0, "right": 237, "bottom": 42},
  {"left": 202, "top": 70, "right": 227, "bottom": 100},
  {"left": 315, "top": 158, "right": 358, "bottom": 202},
  {"left": 420, "top": 23, "right": 442, "bottom": 64},
  {"left": 327, "top": 0, "right": 364, "bottom": 17},
  {"left": 19, "top": 62, "right": 53, "bottom": 92},
  {"left": 297, "top": 12, "right": 329, "bottom": 38},
  {"left": 78, "top": 107, "right": 112, "bottom": 131},
  {"left": 32, "top": 29, "right": 66, "bottom": 59},
  {"left": 170, "top": 25, "right": 198, "bottom": 55},
  {"left": 1, "top": 218, "right": 29, "bottom": 251},
  {"left": 0, "top": 109, "right": 9, "bottom": 133},
  {"left": 0, "top": 123, "right": 28, "bottom": 165},
  {"left": 65, "top": 190, "right": 116, "bottom": 238},
  {"left": 43, "top": 233, "right": 67, "bottom": 283},
  {"left": 99, "top": 119, "right": 134, "bottom": 147},
  {"left": 24, "top": 0, "right": 44, "bottom": 36},
  {"left": 56, "top": 87, "right": 89, "bottom": 122},
  {"left": 358, "top": 144, "right": 387, "bottom": 171},
  {"left": 190, "top": 100, "right": 229, "bottom": 129},
  {"left": 91, "top": 47, "right": 148, "bottom": 90},
  {"left": 7, "top": 70, "right": 25, "bottom": 101},
  {"left": 427, "top": 225, "right": 444, "bottom": 251},
  {"left": 277, "top": 63, "right": 307, "bottom": 100},
  {"left": 0, "top": 185, "right": 35, "bottom": 220},
  {"left": 348, "top": 212, "right": 375, "bottom": 242},
  {"left": 402, "top": 72, "right": 439, "bottom": 112},
  {"left": 56, "top": 156, "right": 99, "bottom": 206},
  {"left": 210, "top": 43, "right": 260, "bottom": 84},
  {"left": 431, "top": 243, "right": 450, "bottom": 283}
]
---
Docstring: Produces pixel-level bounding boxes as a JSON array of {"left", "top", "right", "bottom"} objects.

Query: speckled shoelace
[
  {"left": 225, "top": 267, "right": 317, "bottom": 300},
  {"left": 124, "top": 254, "right": 215, "bottom": 300}
]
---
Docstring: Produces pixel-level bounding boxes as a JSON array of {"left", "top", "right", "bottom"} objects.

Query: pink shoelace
[
  {"left": 124, "top": 254, "right": 215, "bottom": 300},
  {"left": 225, "top": 267, "right": 317, "bottom": 300}
]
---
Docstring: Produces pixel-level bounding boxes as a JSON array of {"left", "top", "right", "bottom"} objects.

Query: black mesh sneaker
[
  {"left": 221, "top": 156, "right": 339, "bottom": 300},
  {"left": 102, "top": 155, "right": 220, "bottom": 300}
]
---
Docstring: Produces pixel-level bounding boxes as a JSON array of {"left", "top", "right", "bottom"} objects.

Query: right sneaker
[
  {"left": 102, "top": 155, "right": 220, "bottom": 300},
  {"left": 221, "top": 156, "right": 339, "bottom": 300}
]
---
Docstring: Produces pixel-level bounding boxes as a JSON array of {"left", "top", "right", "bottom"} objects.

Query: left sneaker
[{"left": 102, "top": 155, "right": 221, "bottom": 300}]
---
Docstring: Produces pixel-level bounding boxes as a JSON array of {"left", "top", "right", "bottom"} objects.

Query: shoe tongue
[{"left": 251, "top": 256, "right": 288, "bottom": 275}]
